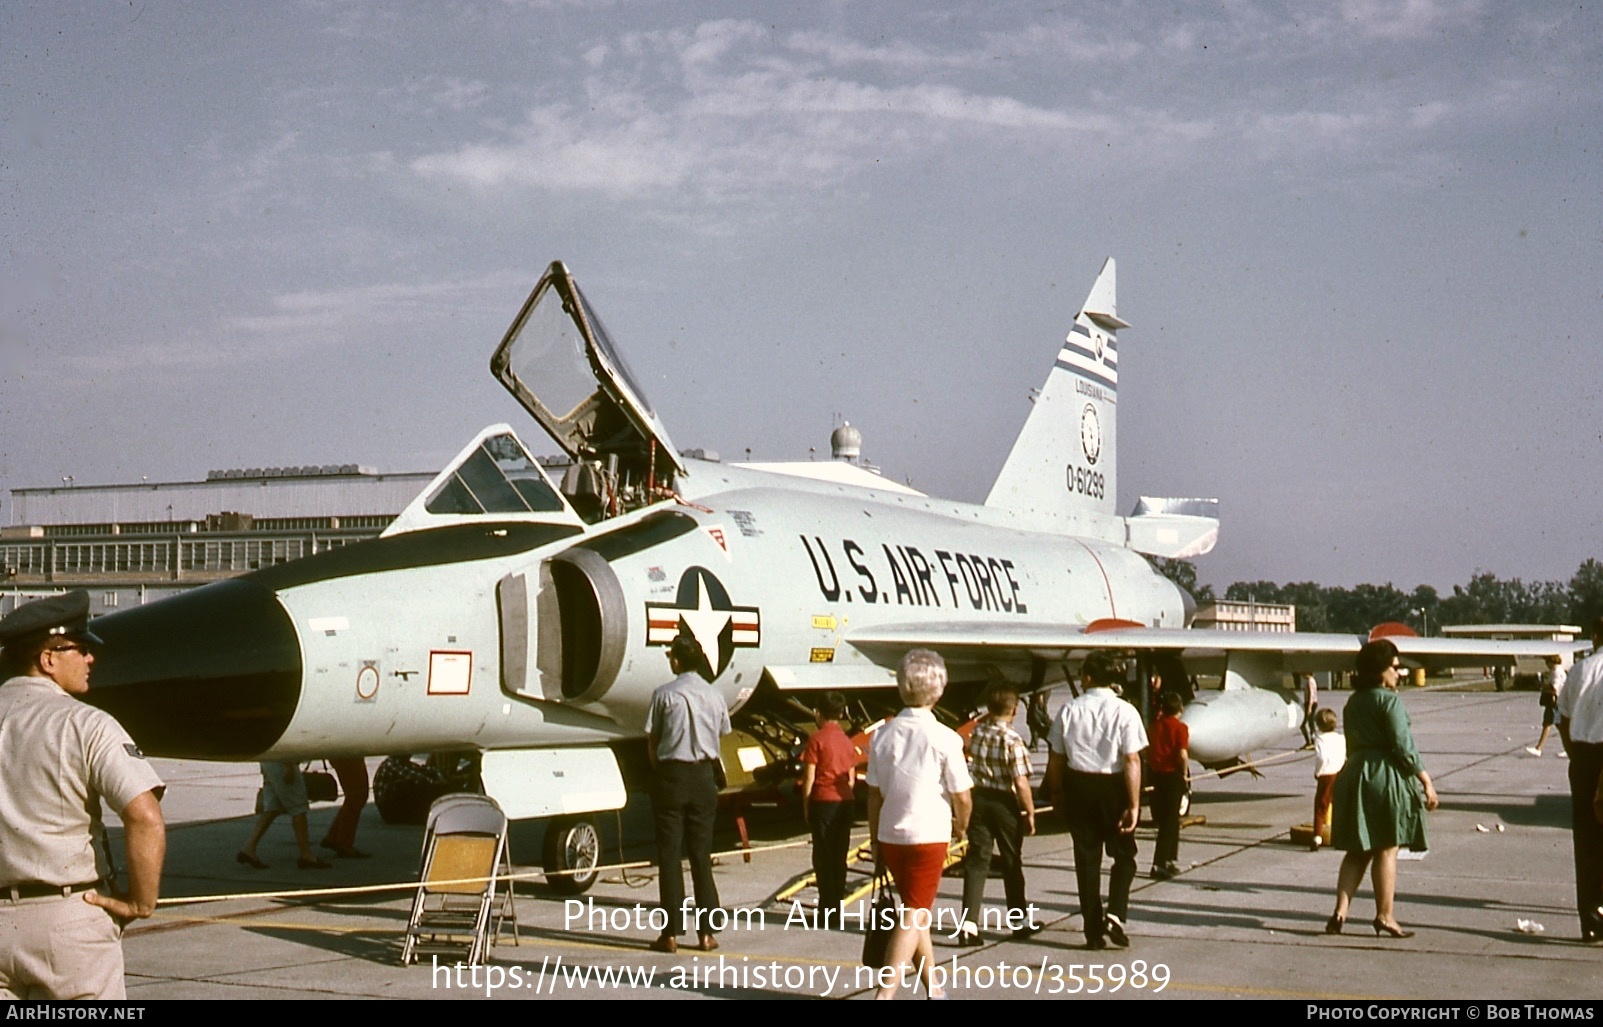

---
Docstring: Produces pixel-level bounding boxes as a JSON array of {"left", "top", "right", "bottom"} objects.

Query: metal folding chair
[{"left": 400, "top": 793, "right": 519, "bottom": 966}]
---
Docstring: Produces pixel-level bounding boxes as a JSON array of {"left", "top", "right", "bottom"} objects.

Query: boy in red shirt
[
  {"left": 800, "top": 692, "right": 859, "bottom": 923},
  {"left": 1148, "top": 690, "right": 1190, "bottom": 879}
]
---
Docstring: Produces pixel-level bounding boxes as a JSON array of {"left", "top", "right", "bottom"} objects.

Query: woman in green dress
[{"left": 1327, "top": 638, "right": 1439, "bottom": 938}]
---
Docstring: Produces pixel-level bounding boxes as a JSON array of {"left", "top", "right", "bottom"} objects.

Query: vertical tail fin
[{"left": 985, "top": 257, "right": 1126, "bottom": 534}]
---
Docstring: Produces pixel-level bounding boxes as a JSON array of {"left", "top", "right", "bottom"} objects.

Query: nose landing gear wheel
[{"left": 544, "top": 815, "right": 601, "bottom": 894}]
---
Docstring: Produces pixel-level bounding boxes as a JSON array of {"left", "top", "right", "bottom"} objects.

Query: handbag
[
  {"left": 303, "top": 763, "right": 339, "bottom": 803},
  {"left": 860, "top": 871, "right": 899, "bottom": 968}
]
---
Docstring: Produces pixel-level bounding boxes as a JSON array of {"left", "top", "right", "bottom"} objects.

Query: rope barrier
[{"left": 153, "top": 836, "right": 816, "bottom": 909}]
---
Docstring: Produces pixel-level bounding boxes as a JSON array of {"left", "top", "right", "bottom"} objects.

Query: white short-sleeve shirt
[
  {"left": 866, "top": 708, "right": 973, "bottom": 845},
  {"left": 1047, "top": 687, "right": 1149, "bottom": 774},
  {"left": 1314, "top": 731, "right": 1347, "bottom": 777},
  {"left": 1559, "top": 650, "right": 1603, "bottom": 744}
]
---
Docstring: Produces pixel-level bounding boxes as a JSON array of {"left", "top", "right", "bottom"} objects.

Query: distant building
[
  {"left": 1, "top": 464, "right": 440, "bottom": 616},
  {"left": 1441, "top": 623, "right": 1582, "bottom": 676},
  {"left": 1194, "top": 599, "right": 1296, "bottom": 633}
]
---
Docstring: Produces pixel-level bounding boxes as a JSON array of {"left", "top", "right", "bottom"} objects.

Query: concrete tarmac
[{"left": 121, "top": 686, "right": 1598, "bottom": 1000}]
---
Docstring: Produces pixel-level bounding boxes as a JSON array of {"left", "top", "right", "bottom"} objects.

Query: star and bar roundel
[{"left": 645, "top": 566, "right": 762, "bottom": 678}]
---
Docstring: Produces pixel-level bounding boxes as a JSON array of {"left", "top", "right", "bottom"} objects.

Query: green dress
[{"left": 1331, "top": 688, "right": 1427, "bottom": 852}]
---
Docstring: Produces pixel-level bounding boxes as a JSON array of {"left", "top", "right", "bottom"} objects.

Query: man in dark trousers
[
  {"left": 644, "top": 633, "right": 731, "bottom": 954},
  {"left": 1044, "top": 651, "right": 1148, "bottom": 950},
  {"left": 959, "top": 685, "right": 1038, "bottom": 944},
  {"left": 1557, "top": 616, "right": 1603, "bottom": 942}
]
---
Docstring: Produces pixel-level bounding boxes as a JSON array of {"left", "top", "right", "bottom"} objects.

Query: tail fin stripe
[
  {"left": 1054, "top": 353, "right": 1118, "bottom": 389},
  {"left": 1061, "top": 339, "right": 1117, "bottom": 370}
]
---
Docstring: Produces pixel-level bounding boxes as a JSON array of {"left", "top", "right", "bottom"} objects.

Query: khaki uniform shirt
[{"left": 0, "top": 676, "right": 164, "bottom": 887}]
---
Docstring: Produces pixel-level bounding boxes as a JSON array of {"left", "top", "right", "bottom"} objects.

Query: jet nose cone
[{"left": 85, "top": 578, "right": 302, "bottom": 759}]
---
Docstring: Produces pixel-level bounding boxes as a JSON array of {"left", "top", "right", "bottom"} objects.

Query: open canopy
[{"left": 490, "top": 262, "right": 683, "bottom": 486}]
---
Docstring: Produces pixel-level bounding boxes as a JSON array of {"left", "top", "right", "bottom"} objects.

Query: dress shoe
[
  {"left": 236, "top": 851, "right": 268, "bottom": 869},
  {"left": 650, "top": 934, "right": 678, "bottom": 954},
  {"left": 1104, "top": 913, "right": 1130, "bottom": 948},
  {"left": 1150, "top": 864, "right": 1175, "bottom": 880},
  {"left": 1011, "top": 923, "right": 1043, "bottom": 941},
  {"left": 1372, "top": 918, "right": 1414, "bottom": 939},
  {"left": 956, "top": 922, "right": 982, "bottom": 947},
  {"left": 298, "top": 857, "right": 333, "bottom": 870},
  {"left": 1085, "top": 936, "right": 1107, "bottom": 951},
  {"left": 698, "top": 933, "right": 719, "bottom": 952},
  {"left": 1324, "top": 915, "right": 1345, "bottom": 935}
]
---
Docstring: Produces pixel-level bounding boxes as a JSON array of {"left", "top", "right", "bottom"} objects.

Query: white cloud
[
  {"left": 59, "top": 273, "right": 523, "bottom": 377},
  {"left": 409, "top": 21, "right": 1122, "bottom": 205},
  {"left": 785, "top": 31, "right": 979, "bottom": 70},
  {"left": 429, "top": 77, "right": 490, "bottom": 112},
  {"left": 402, "top": 6, "right": 1579, "bottom": 211},
  {"left": 1338, "top": 0, "right": 1485, "bottom": 41}
]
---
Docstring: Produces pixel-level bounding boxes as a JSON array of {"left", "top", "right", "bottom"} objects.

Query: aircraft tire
[
  {"left": 372, "top": 755, "right": 479, "bottom": 825},
  {"left": 544, "top": 815, "right": 602, "bottom": 895}
]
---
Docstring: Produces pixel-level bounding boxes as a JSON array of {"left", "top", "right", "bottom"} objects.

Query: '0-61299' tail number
[{"left": 1067, "top": 464, "right": 1105, "bottom": 499}]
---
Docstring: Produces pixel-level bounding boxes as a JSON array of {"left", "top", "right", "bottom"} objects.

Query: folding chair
[{"left": 401, "top": 793, "right": 520, "bottom": 966}]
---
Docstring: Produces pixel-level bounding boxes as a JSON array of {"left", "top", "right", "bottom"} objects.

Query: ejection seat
[{"left": 400, "top": 793, "right": 520, "bottom": 967}]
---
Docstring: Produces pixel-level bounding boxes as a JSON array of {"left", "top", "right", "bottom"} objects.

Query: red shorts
[{"left": 879, "top": 841, "right": 947, "bottom": 911}]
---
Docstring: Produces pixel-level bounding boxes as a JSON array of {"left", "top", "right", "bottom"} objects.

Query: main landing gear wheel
[
  {"left": 372, "top": 755, "right": 480, "bottom": 825},
  {"left": 544, "top": 816, "right": 601, "bottom": 894}
]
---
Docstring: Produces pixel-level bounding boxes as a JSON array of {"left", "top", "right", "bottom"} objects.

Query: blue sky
[{"left": 2, "top": 1, "right": 1599, "bottom": 591}]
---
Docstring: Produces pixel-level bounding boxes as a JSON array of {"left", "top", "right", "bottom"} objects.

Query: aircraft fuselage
[{"left": 86, "top": 454, "right": 1191, "bottom": 763}]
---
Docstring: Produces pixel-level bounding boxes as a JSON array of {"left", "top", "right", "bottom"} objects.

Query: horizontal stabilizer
[{"left": 1125, "top": 496, "right": 1220, "bottom": 559}]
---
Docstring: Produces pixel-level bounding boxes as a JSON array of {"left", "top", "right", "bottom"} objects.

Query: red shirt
[
  {"left": 1148, "top": 713, "right": 1189, "bottom": 775},
  {"left": 801, "top": 722, "right": 858, "bottom": 803}
]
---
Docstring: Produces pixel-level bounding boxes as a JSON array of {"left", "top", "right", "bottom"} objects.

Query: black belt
[{"left": 2, "top": 880, "right": 101, "bottom": 901}]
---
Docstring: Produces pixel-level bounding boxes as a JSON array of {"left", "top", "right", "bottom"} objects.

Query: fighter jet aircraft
[{"left": 82, "top": 258, "right": 1568, "bottom": 890}]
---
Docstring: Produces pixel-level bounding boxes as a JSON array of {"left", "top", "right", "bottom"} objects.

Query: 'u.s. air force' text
[{"left": 800, "top": 536, "right": 1027, "bottom": 614}]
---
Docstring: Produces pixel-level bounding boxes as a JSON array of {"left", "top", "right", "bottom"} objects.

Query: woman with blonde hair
[{"left": 866, "top": 650, "right": 973, "bottom": 999}]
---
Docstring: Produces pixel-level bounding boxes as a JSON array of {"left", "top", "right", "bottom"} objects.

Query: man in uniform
[
  {"left": 1044, "top": 651, "right": 1147, "bottom": 950},
  {"left": 0, "top": 591, "right": 166, "bottom": 999},
  {"left": 644, "top": 633, "right": 731, "bottom": 954},
  {"left": 1557, "top": 616, "right": 1603, "bottom": 941}
]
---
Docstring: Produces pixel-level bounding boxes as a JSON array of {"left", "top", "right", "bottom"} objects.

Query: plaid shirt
[{"left": 967, "top": 718, "right": 1032, "bottom": 792}]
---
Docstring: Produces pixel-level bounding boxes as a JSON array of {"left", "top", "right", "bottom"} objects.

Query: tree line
[{"left": 1153, "top": 558, "right": 1603, "bottom": 636}]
